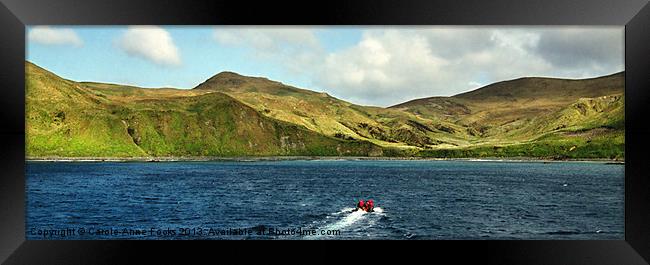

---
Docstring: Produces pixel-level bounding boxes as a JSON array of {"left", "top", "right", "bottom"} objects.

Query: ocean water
[{"left": 26, "top": 160, "right": 624, "bottom": 240}]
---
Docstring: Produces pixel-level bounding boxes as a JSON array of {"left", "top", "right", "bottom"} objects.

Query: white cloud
[
  {"left": 317, "top": 30, "right": 450, "bottom": 106},
  {"left": 208, "top": 26, "right": 623, "bottom": 107},
  {"left": 28, "top": 26, "right": 83, "bottom": 47},
  {"left": 117, "top": 26, "right": 181, "bottom": 67},
  {"left": 312, "top": 27, "right": 623, "bottom": 106}
]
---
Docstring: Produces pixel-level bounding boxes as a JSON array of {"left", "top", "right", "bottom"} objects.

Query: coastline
[{"left": 25, "top": 156, "right": 625, "bottom": 164}]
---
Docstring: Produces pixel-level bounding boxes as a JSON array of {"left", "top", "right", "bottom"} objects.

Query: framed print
[{"left": 1, "top": 0, "right": 649, "bottom": 264}]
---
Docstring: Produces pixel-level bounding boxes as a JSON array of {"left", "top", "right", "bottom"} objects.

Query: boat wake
[{"left": 306, "top": 207, "right": 384, "bottom": 239}]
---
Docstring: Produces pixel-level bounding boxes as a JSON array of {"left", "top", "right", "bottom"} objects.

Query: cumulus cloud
[
  {"left": 28, "top": 26, "right": 83, "bottom": 47},
  {"left": 117, "top": 26, "right": 182, "bottom": 67},
  {"left": 313, "top": 27, "right": 623, "bottom": 106},
  {"left": 317, "top": 29, "right": 450, "bottom": 106},
  {"left": 208, "top": 26, "right": 623, "bottom": 107}
]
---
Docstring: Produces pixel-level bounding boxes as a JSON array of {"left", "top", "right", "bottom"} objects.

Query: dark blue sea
[{"left": 26, "top": 160, "right": 624, "bottom": 240}]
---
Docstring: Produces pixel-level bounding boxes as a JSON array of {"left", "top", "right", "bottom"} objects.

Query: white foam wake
[
  {"left": 333, "top": 207, "right": 356, "bottom": 215},
  {"left": 326, "top": 209, "right": 367, "bottom": 231},
  {"left": 305, "top": 206, "right": 386, "bottom": 239}
]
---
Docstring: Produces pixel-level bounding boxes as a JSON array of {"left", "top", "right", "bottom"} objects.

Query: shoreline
[{"left": 25, "top": 156, "right": 625, "bottom": 164}]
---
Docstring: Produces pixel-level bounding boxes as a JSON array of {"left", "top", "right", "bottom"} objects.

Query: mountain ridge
[
  {"left": 25, "top": 61, "right": 625, "bottom": 159},
  {"left": 26, "top": 61, "right": 385, "bottom": 157},
  {"left": 391, "top": 71, "right": 624, "bottom": 108}
]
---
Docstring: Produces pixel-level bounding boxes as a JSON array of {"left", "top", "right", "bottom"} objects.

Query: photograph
[{"left": 25, "top": 26, "right": 625, "bottom": 240}]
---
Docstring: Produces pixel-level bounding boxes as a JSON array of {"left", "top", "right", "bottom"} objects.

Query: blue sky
[
  {"left": 27, "top": 26, "right": 360, "bottom": 89},
  {"left": 27, "top": 26, "right": 623, "bottom": 107}
]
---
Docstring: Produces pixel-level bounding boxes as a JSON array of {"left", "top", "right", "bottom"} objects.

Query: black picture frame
[{"left": 1, "top": 0, "right": 649, "bottom": 264}]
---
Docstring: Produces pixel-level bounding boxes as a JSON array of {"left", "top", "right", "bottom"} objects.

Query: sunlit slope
[
  {"left": 26, "top": 62, "right": 147, "bottom": 157},
  {"left": 26, "top": 62, "right": 384, "bottom": 157},
  {"left": 393, "top": 73, "right": 625, "bottom": 159},
  {"left": 193, "top": 72, "right": 472, "bottom": 149},
  {"left": 26, "top": 60, "right": 624, "bottom": 159},
  {"left": 392, "top": 72, "right": 623, "bottom": 138}
]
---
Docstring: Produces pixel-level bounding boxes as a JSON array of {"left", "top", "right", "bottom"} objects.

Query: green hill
[
  {"left": 193, "top": 69, "right": 471, "bottom": 149},
  {"left": 392, "top": 73, "right": 624, "bottom": 159},
  {"left": 391, "top": 72, "right": 623, "bottom": 131},
  {"left": 26, "top": 61, "right": 625, "bottom": 159},
  {"left": 26, "top": 62, "right": 384, "bottom": 158}
]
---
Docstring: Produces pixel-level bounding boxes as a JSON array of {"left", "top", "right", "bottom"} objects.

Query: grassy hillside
[
  {"left": 392, "top": 73, "right": 624, "bottom": 159},
  {"left": 194, "top": 71, "right": 472, "bottom": 149},
  {"left": 26, "top": 62, "right": 384, "bottom": 157},
  {"left": 391, "top": 73, "right": 623, "bottom": 135},
  {"left": 26, "top": 61, "right": 625, "bottom": 159}
]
